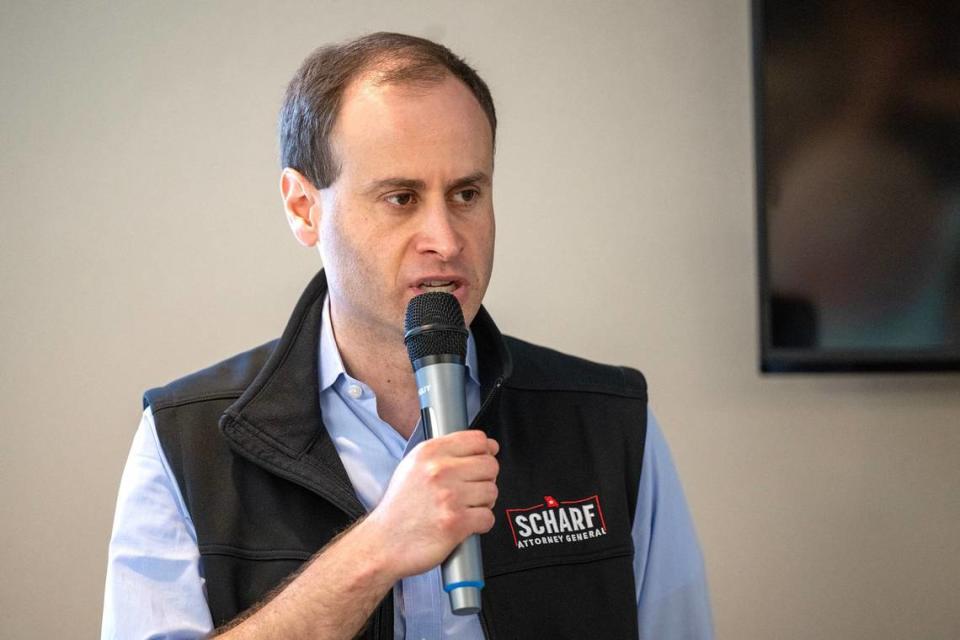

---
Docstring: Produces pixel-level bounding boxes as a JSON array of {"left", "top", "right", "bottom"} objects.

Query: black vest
[{"left": 146, "top": 271, "right": 648, "bottom": 639}]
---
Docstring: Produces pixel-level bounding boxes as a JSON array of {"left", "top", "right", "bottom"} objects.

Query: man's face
[{"left": 317, "top": 73, "right": 495, "bottom": 340}]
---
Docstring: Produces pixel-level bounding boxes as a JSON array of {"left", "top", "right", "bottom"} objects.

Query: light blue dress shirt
[{"left": 103, "top": 298, "right": 712, "bottom": 639}]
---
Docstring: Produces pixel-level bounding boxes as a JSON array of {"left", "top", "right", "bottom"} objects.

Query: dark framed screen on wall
[{"left": 754, "top": 0, "right": 960, "bottom": 372}]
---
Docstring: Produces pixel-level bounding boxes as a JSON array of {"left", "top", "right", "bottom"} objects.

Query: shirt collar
[{"left": 318, "top": 294, "right": 481, "bottom": 393}]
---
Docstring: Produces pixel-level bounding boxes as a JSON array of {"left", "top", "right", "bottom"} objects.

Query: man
[{"left": 103, "top": 32, "right": 712, "bottom": 639}]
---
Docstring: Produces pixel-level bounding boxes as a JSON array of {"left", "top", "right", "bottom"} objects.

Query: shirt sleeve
[
  {"left": 102, "top": 407, "right": 214, "bottom": 639},
  {"left": 633, "top": 409, "right": 714, "bottom": 639}
]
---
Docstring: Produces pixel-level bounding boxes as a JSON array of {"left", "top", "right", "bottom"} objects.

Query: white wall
[{"left": 2, "top": 1, "right": 958, "bottom": 637}]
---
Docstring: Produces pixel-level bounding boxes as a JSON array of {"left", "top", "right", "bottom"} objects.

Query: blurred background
[{"left": 1, "top": 1, "right": 958, "bottom": 637}]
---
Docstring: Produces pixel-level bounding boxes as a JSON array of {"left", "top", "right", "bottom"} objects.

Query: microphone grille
[{"left": 404, "top": 292, "right": 467, "bottom": 362}]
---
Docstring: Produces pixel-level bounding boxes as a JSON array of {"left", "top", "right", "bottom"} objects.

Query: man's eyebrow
[
  {"left": 362, "top": 177, "right": 427, "bottom": 195},
  {"left": 361, "top": 172, "right": 491, "bottom": 196},
  {"left": 447, "top": 172, "right": 491, "bottom": 191}
]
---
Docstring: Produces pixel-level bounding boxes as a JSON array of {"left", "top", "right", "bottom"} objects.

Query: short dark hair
[{"left": 279, "top": 32, "right": 497, "bottom": 189}]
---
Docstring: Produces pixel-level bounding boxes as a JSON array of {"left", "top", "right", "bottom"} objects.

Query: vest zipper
[
  {"left": 472, "top": 377, "right": 501, "bottom": 639},
  {"left": 479, "top": 607, "right": 494, "bottom": 639},
  {"left": 470, "top": 377, "right": 503, "bottom": 429},
  {"left": 371, "top": 605, "right": 381, "bottom": 640}
]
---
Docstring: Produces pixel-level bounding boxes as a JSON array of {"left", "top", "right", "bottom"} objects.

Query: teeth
[{"left": 420, "top": 280, "right": 456, "bottom": 293}]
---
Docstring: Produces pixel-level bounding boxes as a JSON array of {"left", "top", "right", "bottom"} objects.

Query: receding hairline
[
  {"left": 327, "top": 66, "right": 496, "bottom": 173},
  {"left": 340, "top": 54, "right": 487, "bottom": 114},
  {"left": 362, "top": 49, "right": 454, "bottom": 84}
]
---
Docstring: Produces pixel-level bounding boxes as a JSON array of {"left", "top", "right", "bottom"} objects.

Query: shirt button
[{"left": 347, "top": 384, "right": 363, "bottom": 399}]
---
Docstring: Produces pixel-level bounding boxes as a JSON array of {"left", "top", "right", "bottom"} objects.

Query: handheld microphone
[{"left": 404, "top": 291, "right": 484, "bottom": 616}]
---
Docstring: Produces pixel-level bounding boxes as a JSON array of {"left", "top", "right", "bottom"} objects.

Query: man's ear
[{"left": 281, "top": 168, "right": 322, "bottom": 247}]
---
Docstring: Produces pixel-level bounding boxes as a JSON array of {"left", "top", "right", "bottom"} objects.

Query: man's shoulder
[
  {"left": 501, "top": 335, "right": 647, "bottom": 399},
  {"left": 143, "top": 339, "right": 280, "bottom": 413}
]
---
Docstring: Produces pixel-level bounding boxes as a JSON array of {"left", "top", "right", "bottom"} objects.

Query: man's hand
[
  {"left": 217, "top": 430, "right": 498, "bottom": 640},
  {"left": 360, "top": 429, "right": 500, "bottom": 582}
]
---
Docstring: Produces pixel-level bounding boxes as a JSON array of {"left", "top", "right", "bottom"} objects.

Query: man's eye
[
  {"left": 452, "top": 189, "right": 480, "bottom": 204},
  {"left": 385, "top": 192, "right": 415, "bottom": 206}
]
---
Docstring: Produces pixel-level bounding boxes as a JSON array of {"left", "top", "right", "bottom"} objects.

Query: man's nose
[{"left": 414, "top": 199, "right": 463, "bottom": 260}]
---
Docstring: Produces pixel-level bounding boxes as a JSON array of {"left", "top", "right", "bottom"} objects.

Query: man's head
[
  {"left": 279, "top": 32, "right": 497, "bottom": 190},
  {"left": 279, "top": 33, "right": 497, "bottom": 343}
]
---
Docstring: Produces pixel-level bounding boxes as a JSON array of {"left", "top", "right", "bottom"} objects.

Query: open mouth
[{"left": 415, "top": 280, "right": 459, "bottom": 294}]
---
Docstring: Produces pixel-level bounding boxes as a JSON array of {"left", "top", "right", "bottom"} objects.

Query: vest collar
[{"left": 219, "top": 269, "right": 512, "bottom": 519}]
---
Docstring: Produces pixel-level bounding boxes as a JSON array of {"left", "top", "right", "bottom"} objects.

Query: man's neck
[{"left": 328, "top": 306, "right": 421, "bottom": 440}]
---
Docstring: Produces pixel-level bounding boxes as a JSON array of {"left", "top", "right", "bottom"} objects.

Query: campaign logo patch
[{"left": 505, "top": 495, "right": 608, "bottom": 549}]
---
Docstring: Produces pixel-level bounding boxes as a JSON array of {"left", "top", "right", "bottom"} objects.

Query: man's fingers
[
  {"left": 463, "top": 506, "right": 497, "bottom": 534},
  {"left": 423, "top": 430, "right": 498, "bottom": 457},
  {"left": 445, "top": 454, "right": 499, "bottom": 482},
  {"left": 459, "top": 481, "right": 498, "bottom": 509}
]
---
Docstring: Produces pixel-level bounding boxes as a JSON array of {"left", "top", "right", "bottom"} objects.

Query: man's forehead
[
  {"left": 330, "top": 72, "right": 494, "bottom": 181},
  {"left": 337, "top": 71, "right": 488, "bottom": 132}
]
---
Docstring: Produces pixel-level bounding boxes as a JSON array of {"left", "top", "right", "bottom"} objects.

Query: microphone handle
[{"left": 414, "top": 361, "right": 484, "bottom": 615}]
